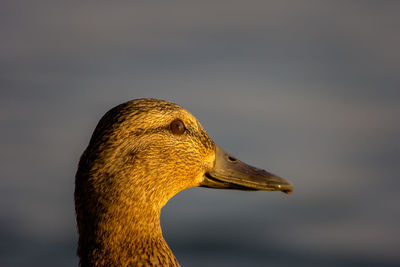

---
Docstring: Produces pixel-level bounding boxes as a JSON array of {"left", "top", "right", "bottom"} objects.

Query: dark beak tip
[
  {"left": 282, "top": 186, "right": 293, "bottom": 194},
  {"left": 270, "top": 183, "right": 293, "bottom": 194},
  {"left": 268, "top": 175, "right": 293, "bottom": 194}
]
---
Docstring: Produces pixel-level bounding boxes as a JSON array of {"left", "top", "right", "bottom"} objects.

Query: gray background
[{"left": 1, "top": 1, "right": 399, "bottom": 266}]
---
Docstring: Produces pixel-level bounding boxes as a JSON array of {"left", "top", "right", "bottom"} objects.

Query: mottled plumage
[
  {"left": 75, "top": 98, "right": 292, "bottom": 266},
  {"left": 75, "top": 99, "right": 215, "bottom": 266}
]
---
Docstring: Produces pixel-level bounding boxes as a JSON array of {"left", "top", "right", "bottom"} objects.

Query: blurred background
[{"left": 1, "top": 1, "right": 399, "bottom": 266}]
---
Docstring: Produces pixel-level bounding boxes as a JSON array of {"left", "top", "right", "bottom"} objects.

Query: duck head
[{"left": 75, "top": 98, "right": 292, "bottom": 266}]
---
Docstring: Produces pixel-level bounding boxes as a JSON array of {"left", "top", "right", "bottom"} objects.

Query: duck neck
[{"left": 77, "top": 199, "right": 180, "bottom": 267}]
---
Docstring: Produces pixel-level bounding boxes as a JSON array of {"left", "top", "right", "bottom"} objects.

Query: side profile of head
[
  {"left": 74, "top": 98, "right": 292, "bottom": 266},
  {"left": 76, "top": 99, "right": 216, "bottom": 210}
]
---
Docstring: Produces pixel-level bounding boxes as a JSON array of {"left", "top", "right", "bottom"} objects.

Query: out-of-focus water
[{"left": 1, "top": 1, "right": 399, "bottom": 266}]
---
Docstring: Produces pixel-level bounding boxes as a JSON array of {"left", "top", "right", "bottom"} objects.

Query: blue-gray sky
[{"left": 1, "top": 1, "right": 399, "bottom": 266}]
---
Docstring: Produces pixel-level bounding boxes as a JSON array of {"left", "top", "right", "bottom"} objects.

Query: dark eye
[{"left": 170, "top": 119, "right": 185, "bottom": 135}]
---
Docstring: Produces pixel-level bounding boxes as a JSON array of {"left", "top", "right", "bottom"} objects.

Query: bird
[{"left": 75, "top": 98, "right": 293, "bottom": 266}]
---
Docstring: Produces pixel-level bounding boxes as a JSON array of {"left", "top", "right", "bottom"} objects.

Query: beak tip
[
  {"left": 282, "top": 187, "right": 293, "bottom": 194},
  {"left": 271, "top": 176, "right": 293, "bottom": 194}
]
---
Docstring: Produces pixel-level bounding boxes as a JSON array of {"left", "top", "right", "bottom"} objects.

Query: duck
[{"left": 75, "top": 98, "right": 293, "bottom": 266}]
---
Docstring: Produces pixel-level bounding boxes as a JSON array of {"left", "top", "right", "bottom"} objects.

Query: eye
[{"left": 170, "top": 119, "right": 185, "bottom": 135}]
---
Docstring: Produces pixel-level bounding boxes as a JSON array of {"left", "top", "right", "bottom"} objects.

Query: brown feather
[{"left": 75, "top": 98, "right": 215, "bottom": 266}]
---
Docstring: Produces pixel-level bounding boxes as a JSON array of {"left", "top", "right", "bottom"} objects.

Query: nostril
[{"left": 227, "top": 156, "right": 238, "bottom": 163}]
